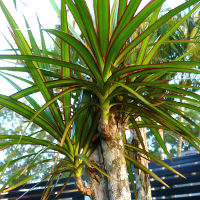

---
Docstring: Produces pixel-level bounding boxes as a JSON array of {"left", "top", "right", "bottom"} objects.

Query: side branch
[{"left": 75, "top": 176, "right": 93, "bottom": 197}]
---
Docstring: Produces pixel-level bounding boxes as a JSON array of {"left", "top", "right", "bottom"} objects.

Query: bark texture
[
  {"left": 98, "top": 114, "right": 131, "bottom": 200},
  {"left": 160, "top": 128, "right": 165, "bottom": 160},
  {"left": 178, "top": 105, "right": 185, "bottom": 157},
  {"left": 178, "top": 136, "right": 183, "bottom": 157},
  {"left": 75, "top": 176, "right": 93, "bottom": 197},
  {"left": 132, "top": 127, "right": 152, "bottom": 200},
  {"left": 85, "top": 147, "right": 109, "bottom": 200},
  {"left": 75, "top": 147, "right": 109, "bottom": 200}
]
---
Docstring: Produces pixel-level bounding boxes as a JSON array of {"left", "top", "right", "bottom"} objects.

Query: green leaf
[
  {"left": 65, "top": 0, "right": 90, "bottom": 45},
  {"left": 143, "top": 117, "right": 171, "bottom": 160},
  {"left": 125, "top": 144, "right": 185, "bottom": 178},
  {"left": 129, "top": 117, "right": 146, "bottom": 150},
  {"left": 0, "top": 0, "right": 32, "bottom": 55},
  {"left": 114, "top": 82, "right": 200, "bottom": 147},
  {"left": 127, "top": 162, "right": 137, "bottom": 200},
  {"left": 61, "top": 0, "right": 71, "bottom": 125},
  {"left": 45, "top": 29, "right": 102, "bottom": 82},
  {"left": 0, "top": 72, "right": 54, "bottom": 124},
  {"left": 77, "top": 154, "right": 91, "bottom": 167},
  {"left": 164, "top": 101, "right": 200, "bottom": 113},
  {"left": 41, "top": 173, "right": 59, "bottom": 200},
  {"left": 0, "top": 71, "right": 34, "bottom": 86},
  {"left": 73, "top": 0, "right": 104, "bottom": 71},
  {"left": 13, "top": 0, "right": 16, "bottom": 9},
  {"left": 175, "top": 47, "right": 200, "bottom": 61},
  {"left": 97, "top": 0, "right": 109, "bottom": 56},
  {"left": 111, "top": 0, "right": 142, "bottom": 45},
  {"left": 1, "top": 173, "right": 36, "bottom": 193},
  {"left": 56, "top": 171, "right": 73, "bottom": 198},
  {"left": 0, "top": 153, "right": 36, "bottom": 172},
  {"left": 37, "top": 16, "right": 50, "bottom": 70},
  {"left": 0, "top": 135, "right": 72, "bottom": 159},
  {"left": 0, "top": 0, "right": 65, "bottom": 133},
  {"left": 108, "top": 61, "right": 200, "bottom": 82},
  {"left": 50, "top": 0, "right": 60, "bottom": 16},
  {"left": 0, "top": 55, "right": 92, "bottom": 77},
  {"left": 143, "top": 3, "right": 200, "bottom": 64},
  {"left": 91, "top": 163, "right": 113, "bottom": 180},
  {"left": 26, "top": 87, "right": 85, "bottom": 154},
  {"left": 24, "top": 16, "right": 41, "bottom": 57},
  {"left": 0, "top": 79, "right": 102, "bottom": 113},
  {"left": 162, "top": 104, "right": 200, "bottom": 132},
  {"left": 110, "top": 0, "right": 119, "bottom": 35},
  {"left": 125, "top": 154, "right": 169, "bottom": 188},
  {"left": 0, "top": 94, "right": 61, "bottom": 141},
  {"left": 118, "top": 0, "right": 127, "bottom": 21},
  {"left": 1, "top": 32, "right": 18, "bottom": 54},
  {"left": 105, "top": 0, "right": 166, "bottom": 77},
  {"left": 136, "top": 6, "right": 161, "bottom": 64},
  {"left": 115, "top": 0, "right": 200, "bottom": 65},
  {"left": 0, "top": 66, "right": 61, "bottom": 78},
  {"left": 82, "top": 111, "right": 100, "bottom": 154},
  {"left": 114, "top": 82, "right": 152, "bottom": 106},
  {"left": 20, "top": 148, "right": 48, "bottom": 176}
]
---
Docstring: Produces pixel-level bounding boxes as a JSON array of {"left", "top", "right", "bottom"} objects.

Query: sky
[{"left": 0, "top": 0, "right": 186, "bottom": 95}]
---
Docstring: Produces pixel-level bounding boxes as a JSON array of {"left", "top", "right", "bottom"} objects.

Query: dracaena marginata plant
[{"left": 0, "top": 0, "right": 200, "bottom": 199}]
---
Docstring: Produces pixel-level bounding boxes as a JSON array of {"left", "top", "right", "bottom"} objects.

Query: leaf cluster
[{"left": 0, "top": 0, "right": 200, "bottom": 198}]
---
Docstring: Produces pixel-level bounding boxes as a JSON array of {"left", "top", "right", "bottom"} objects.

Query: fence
[
  {"left": 0, "top": 177, "right": 84, "bottom": 200},
  {"left": 149, "top": 153, "right": 200, "bottom": 200},
  {"left": 0, "top": 154, "right": 199, "bottom": 200}
]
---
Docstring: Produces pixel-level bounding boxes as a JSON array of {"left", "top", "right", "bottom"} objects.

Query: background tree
[
  {"left": 146, "top": 8, "right": 200, "bottom": 158},
  {"left": 0, "top": 108, "right": 55, "bottom": 186}
]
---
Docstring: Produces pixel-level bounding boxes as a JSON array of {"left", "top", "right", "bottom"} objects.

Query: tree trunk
[
  {"left": 75, "top": 146, "right": 109, "bottom": 200},
  {"left": 98, "top": 114, "right": 132, "bottom": 200},
  {"left": 160, "top": 129, "right": 165, "bottom": 160},
  {"left": 132, "top": 127, "right": 152, "bottom": 200},
  {"left": 178, "top": 136, "right": 183, "bottom": 157},
  {"left": 85, "top": 146, "right": 109, "bottom": 200},
  {"left": 178, "top": 104, "right": 185, "bottom": 157}
]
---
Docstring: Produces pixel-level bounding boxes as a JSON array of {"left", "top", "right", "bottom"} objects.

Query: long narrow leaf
[
  {"left": 115, "top": 0, "right": 200, "bottom": 65},
  {"left": 125, "top": 154, "right": 169, "bottom": 188},
  {"left": 61, "top": 0, "right": 71, "bottom": 126},
  {"left": 73, "top": 0, "right": 104, "bottom": 71},
  {"left": 45, "top": 30, "right": 102, "bottom": 82},
  {"left": 125, "top": 144, "right": 185, "bottom": 178},
  {"left": 105, "top": 0, "right": 166, "bottom": 76},
  {"left": 0, "top": 55, "right": 92, "bottom": 77},
  {"left": 97, "top": 0, "right": 109, "bottom": 56},
  {"left": 143, "top": 3, "right": 200, "bottom": 64}
]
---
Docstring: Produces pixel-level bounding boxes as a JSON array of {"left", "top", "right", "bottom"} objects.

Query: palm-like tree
[
  {"left": 0, "top": 0, "right": 200, "bottom": 199},
  {"left": 155, "top": 10, "right": 200, "bottom": 157}
]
